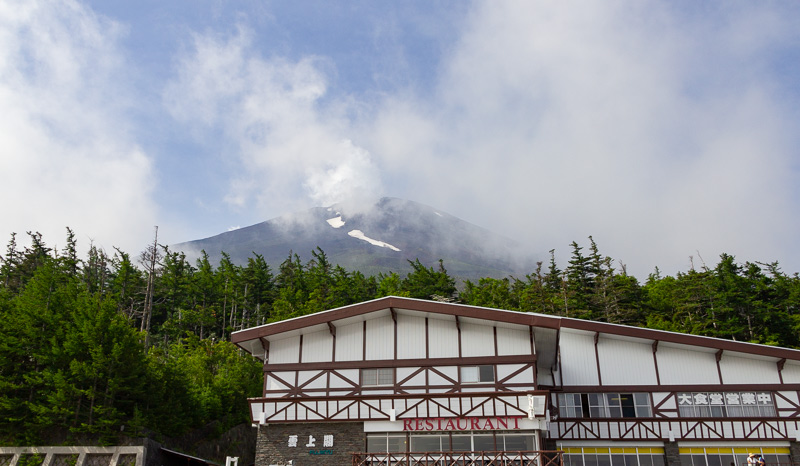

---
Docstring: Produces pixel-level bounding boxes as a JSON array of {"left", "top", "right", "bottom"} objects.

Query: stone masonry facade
[{"left": 255, "top": 422, "right": 364, "bottom": 466}]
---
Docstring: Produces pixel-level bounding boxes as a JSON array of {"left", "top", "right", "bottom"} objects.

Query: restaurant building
[{"left": 231, "top": 296, "right": 800, "bottom": 466}]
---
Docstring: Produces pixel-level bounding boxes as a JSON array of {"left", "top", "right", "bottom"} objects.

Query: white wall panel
[
  {"left": 559, "top": 331, "right": 600, "bottom": 386},
  {"left": 428, "top": 318, "right": 458, "bottom": 358},
  {"left": 397, "top": 367, "right": 426, "bottom": 386},
  {"left": 497, "top": 364, "right": 534, "bottom": 384},
  {"left": 657, "top": 345, "right": 719, "bottom": 385},
  {"left": 335, "top": 321, "right": 363, "bottom": 361},
  {"left": 301, "top": 329, "right": 333, "bottom": 363},
  {"left": 461, "top": 322, "right": 494, "bottom": 357},
  {"left": 297, "top": 371, "right": 326, "bottom": 389},
  {"left": 270, "top": 336, "right": 300, "bottom": 363},
  {"left": 598, "top": 338, "right": 658, "bottom": 385},
  {"left": 779, "top": 362, "right": 800, "bottom": 384},
  {"left": 366, "top": 316, "right": 394, "bottom": 360},
  {"left": 496, "top": 326, "right": 531, "bottom": 356},
  {"left": 268, "top": 371, "right": 295, "bottom": 390},
  {"left": 397, "top": 314, "right": 426, "bottom": 359},
  {"left": 429, "top": 367, "right": 458, "bottom": 385},
  {"left": 720, "top": 354, "right": 780, "bottom": 384},
  {"left": 776, "top": 390, "right": 799, "bottom": 410},
  {"left": 265, "top": 374, "right": 291, "bottom": 391},
  {"left": 331, "top": 369, "right": 359, "bottom": 388},
  {"left": 537, "top": 368, "right": 553, "bottom": 386}
]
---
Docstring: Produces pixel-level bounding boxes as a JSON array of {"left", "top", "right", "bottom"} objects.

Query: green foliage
[{"left": 2, "top": 228, "right": 800, "bottom": 445}]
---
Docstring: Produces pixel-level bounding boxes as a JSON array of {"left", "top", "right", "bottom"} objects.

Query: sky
[{"left": 1, "top": 0, "right": 799, "bottom": 279}]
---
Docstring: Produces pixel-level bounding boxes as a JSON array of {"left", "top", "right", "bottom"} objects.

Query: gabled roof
[{"left": 231, "top": 296, "right": 800, "bottom": 366}]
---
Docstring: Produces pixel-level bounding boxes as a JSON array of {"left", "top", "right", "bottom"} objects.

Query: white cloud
[
  {"left": 0, "top": 0, "right": 157, "bottom": 256},
  {"left": 364, "top": 1, "right": 800, "bottom": 277},
  {"left": 165, "top": 29, "right": 382, "bottom": 219}
]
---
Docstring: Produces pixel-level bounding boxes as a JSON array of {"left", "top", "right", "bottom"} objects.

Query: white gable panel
[
  {"left": 598, "top": 338, "right": 658, "bottom": 385},
  {"left": 335, "top": 321, "right": 363, "bottom": 361},
  {"left": 720, "top": 354, "right": 780, "bottom": 384},
  {"left": 559, "top": 331, "right": 600, "bottom": 386},
  {"left": 461, "top": 322, "right": 494, "bottom": 357},
  {"left": 366, "top": 316, "right": 395, "bottom": 360},
  {"left": 270, "top": 336, "right": 300, "bottom": 363},
  {"left": 397, "top": 314, "right": 426, "bottom": 359},
  {"left": 428, "top": 318, "right": 458, "bottom": 358},
  {"left": 780, "top": 362, "right": 800, "bottom": 384},
  {"left": 657, "top": 345, "right": 719, "bottom": 385},
  {"left": 301, "top": 329, "right": 333, "bottom": 363},
  {"left": 497, "top": 326, "right": 531, "bottom": 356}
]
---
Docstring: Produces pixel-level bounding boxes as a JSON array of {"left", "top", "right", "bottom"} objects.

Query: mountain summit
[{"left": 173, "top": 198, "right": 537, "bottom": 281}]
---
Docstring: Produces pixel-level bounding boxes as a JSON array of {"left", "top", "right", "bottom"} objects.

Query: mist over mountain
[{"left": 173, "top": 198, "right": 539, "bottom": 281}]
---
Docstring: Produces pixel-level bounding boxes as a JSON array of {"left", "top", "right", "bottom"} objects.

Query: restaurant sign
[{"left": 403, "top": 416, "right": 524, "bottom": 432}]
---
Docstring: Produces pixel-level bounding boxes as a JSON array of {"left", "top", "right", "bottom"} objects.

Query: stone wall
[{"left": 254, "top": 422, "right": 364, "bottom": 466}]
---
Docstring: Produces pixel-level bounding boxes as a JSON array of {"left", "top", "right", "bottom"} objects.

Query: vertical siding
[
  {"left": 782, "top": 362, "right": 800, "bottom": 383},
  {"left": 461, "top": 322, "right": 494, "bottom": 357},
  {"left": 719, "top": 354, "right": 780, "bottom": 384},
  {"left": 598, "top": 338, "right": 658, "bottom": 385},
  {"left": 397, "top": 314, "right": 427, "bottom": 359},
  {"left": 656, "top": 345, "right": 719, "bottom": 385},
  {"left": 365, "top": 316, "right": 394, "bottom": 360},
  {"left": 559, "top": 331, "right": 600, "bottom": 386},
  {"left": 496, "top": 326, "right": 531, "bottom": 356},
  {"left": 301, "top": 329, "right": 333, "bottom": 363},
  {"left": 335, "top": 321, "right": 363, "bottom": 361},
  {"left": 269, "top": 336, "right": 300, "bottom": 364},
  {"left": 428, "top": 317, "right": 459, "bottom": 358},
  {"left": 537, "top": 367, "right": 553, "bottom": 386}
]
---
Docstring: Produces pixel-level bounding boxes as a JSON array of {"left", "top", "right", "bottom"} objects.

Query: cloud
[
  {"left": 0, "top": 0, "right": 157, "bottom": 255},
  {"left": 363, "top": 1, "right": 800, "bottom": 277},
  {"left": 165, "top": 28, "right": 383, "bottom": 218}
]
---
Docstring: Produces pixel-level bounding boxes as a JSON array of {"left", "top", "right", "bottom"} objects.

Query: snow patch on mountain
[
  {"left": 348, "top": 230, "right": 401, "bottom": 251},
  {"left": 327, "top": 216, "right": 345, "bottom": 228}
]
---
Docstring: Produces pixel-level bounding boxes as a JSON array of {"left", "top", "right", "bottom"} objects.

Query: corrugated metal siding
[
  {"left": 301, "top": 329, "right": 333, "bottom": 363},
  {"left": 397, "top": 314, "right": 426, "bottom": 359},
  {"left": 719, "top": 354, "right": 780, "bottom": 384},
  {"left": 559, "top": 331, "right": 600, "bottom": 386},
  {"left": 334, "top": 321, "right": 363, "bottom": 361},
  {"left": 366, "top": 316, "right": 394, "bottom": 360},
  {"left": 656, "top": 345, "right": 719, "bottom": 385},
  {"left": 779, "top": 361, "right": 800, "bottom": 383},
  {"left": 461, "top": 322, "right": 494, "bottom": 357},
  {"left": 496, "top": 326, "right": 531, "bottom": 356},
  {"left": 598, "top": 338, "right": 658, "bottom": 385},
  {"left": 428, "top": 317, "right": 458, "bottom": 358},
  {"left": 269, "top": 336, "right": 300, "bottom": 363}
]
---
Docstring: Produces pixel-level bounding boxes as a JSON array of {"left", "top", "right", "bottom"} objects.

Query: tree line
[{"left": 1, "top": 229, "right": 799, "bottom": 445}]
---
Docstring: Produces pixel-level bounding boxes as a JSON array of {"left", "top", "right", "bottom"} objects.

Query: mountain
[{"left": 173, "top": 197, "right": 538, "bottom": 281}]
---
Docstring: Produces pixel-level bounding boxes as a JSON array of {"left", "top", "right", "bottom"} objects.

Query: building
[{"left": 231, "top": 296, "right": 800, "bottom": 466}]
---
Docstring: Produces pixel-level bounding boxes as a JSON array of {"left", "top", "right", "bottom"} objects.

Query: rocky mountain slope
[{"left": 173, "top": 198, "right": 537, "bottom": 281}]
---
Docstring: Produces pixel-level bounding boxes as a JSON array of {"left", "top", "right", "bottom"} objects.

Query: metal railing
[{"left": 352, "top": 449, "right": 563, "bottom": 466}]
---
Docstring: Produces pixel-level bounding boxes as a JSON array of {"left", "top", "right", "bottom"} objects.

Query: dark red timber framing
[{"left": 234, "top": 296, "right": 800, "bottom": 451}]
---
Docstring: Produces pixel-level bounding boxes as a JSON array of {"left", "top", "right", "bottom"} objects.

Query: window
[
  {"left": 461, "top": 365, "right": 494, "bottom": 383},
  {"left": 556, "top": 393, "right": 652, "bottom": 418},
  {"left": 362, "top": 368, "right": 394, "bottom": 386},
  {"left": 677, "top": 391, "right": 776, "bottom": 418}
]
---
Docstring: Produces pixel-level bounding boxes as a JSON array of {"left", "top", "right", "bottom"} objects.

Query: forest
[{"left": 1, "top": 229, "right": 799, "bottom": 446}]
